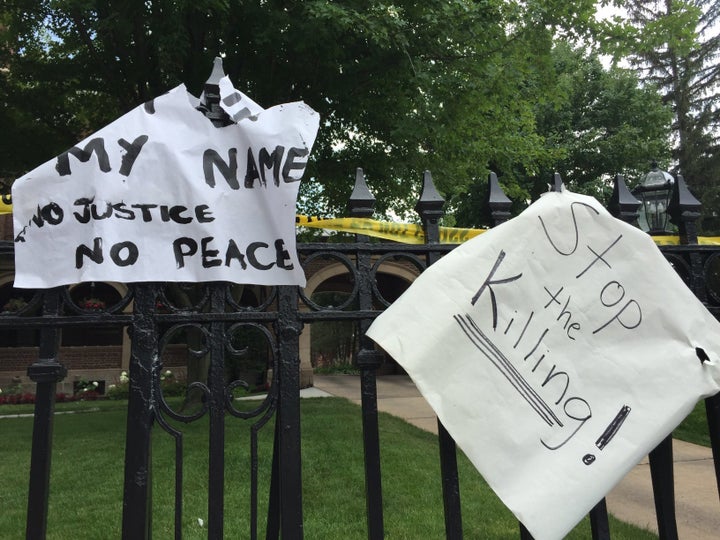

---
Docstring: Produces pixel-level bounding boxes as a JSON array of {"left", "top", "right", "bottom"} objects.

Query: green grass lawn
[
  {"left": 673, "top": 399, "right": 713, "bottom": 447},
  {"left": 0, "top": 397, "right": 660, "bottom": 539}
]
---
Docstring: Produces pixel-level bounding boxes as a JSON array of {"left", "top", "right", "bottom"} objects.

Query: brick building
[{"left": 1, "top": 211, "right": 417, "bottom": 394}]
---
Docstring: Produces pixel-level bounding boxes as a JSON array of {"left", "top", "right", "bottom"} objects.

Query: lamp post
[{"left": 633, "top": 162, "right": 675, "bottom": 235}]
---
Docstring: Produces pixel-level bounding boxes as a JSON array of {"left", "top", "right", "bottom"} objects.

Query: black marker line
[
  {"left": 464, "top": 316, "right": 562, "bottom": 427},
  {"left": 595, "top": 405, "right": 631, "bottom": 450},
  {"left": 576, "top": 234, "right": 623, "bottom": 279},
  {"left": 532, "top": 354, "right": 546, "bottom": 372},
  {"left": 523, "top": 328, "right": 549, "bottom": 361},
  {"left": 455, "top": 317, "right": 556, "bottom": 427},
  {"left": 513, "top": 311, "right": 534, "bottom": 349},
  {"left": 504, "top": 317, "right": 514, "bottom": 335},
  {"left": 465, "top": 315, "right": 562, "bottom": 426},
  {"left": 455, "top": 314, "right": 562, "bottom": 427},
  {"left": 454, "top": 314, "right": 548, "bottom": 421},
  {"left": 539, "top": 201, "right": 599, "bottom": 256},
  {"left": 471, "top": 250, "right": 523, "bottom": 330},
  {"left": 465, "top": 316, "right": 565, "bottom": 427}
]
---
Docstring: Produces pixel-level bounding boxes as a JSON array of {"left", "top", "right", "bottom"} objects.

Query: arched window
[
  {"left": 62, "top": 282, "right": 124, "bottom": 346},
  {"left": 0, "top": 281, "right": 40, "bottom": 346},
  {"left": 309, "top": 269, "right": 413, "bottom": 372}
]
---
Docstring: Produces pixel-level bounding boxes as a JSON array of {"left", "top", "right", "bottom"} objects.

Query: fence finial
[
  {"left": 668, "top": 174, "right": 701, "bottom": 245},
  {"left": 348, "top": 168, "right": 375, "bottom": 218},
  {"left": 198, "top": 57, "right": 232, "bottom": 127},
  {"left": 415, "top": 170, "right": 444, "bottom": 244},
  {"left": 415, "top": 170, "right": 445, "bottom": 220},
  {"left": 551, "top": 172, "right": 564, "bottom": 192},
  {"left": 208, "top": 56, "right": 225, "bottom": 85},
  {"left": 487, "top": 172, "right": 512, "bottom": 226},
  {"left": 608, "top": 174, "right": 640, "bottom": 224}
]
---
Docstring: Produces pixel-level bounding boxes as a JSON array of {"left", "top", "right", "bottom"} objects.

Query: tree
[
  {"left": 0, "top": 12, "right": 93, "bottom": 191},
  {"left": 453, "top": 43, "right": 672, "bottom": 228},
  {"left": 533, "top": 44, "right": 672, "bottom": 195},
  {"left": 600, "top": 0, "right": 720, "bottom": 231},
  {"left": 2, "top": 0, "right": 599, "bottom": 217}
]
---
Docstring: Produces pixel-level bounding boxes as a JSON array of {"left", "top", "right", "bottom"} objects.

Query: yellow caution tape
[
  {"left": 2, "top": 199, "right": 719, "bottom": 246},
  {"left": 651, "top": 235, "right": 720, "bottom": 246},
  {"left": 296, "top": 215, "right": 485, "bottom": 244},
  {"left": 297, "top": 215, "right": 720, "bottom": 246},
  {"left": 0, "top": 194, "right": 11, "bottom": 215}
]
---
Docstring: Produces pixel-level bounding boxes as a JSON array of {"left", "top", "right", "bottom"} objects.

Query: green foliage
[
  {"left": 598, "top": 0, "right": 720, "bottom": 231},
  {"left": 674, "top": 399, "right": 713, "bottom": 447},
  {"left": 533, "top": 44, "right": 672, "bottom": 193},
  {"left": 106, "top": 369, "right": 187, "bottom": 399},
  {"left": 453, "top": 43, "right": 672, "bottom": 227},
  {"left": 159, "top": 369, "right": 187, "bottom": 397},
  {"left": 106, "top": 370, "right": 130, "bottom": 400},
  {"left": 3, "top": 0, "right": 601, "bottom": 219},
  {"left": 8, "top": 0, "right": 702, "bottom": 228},
  {"left": 105, "top": 382, "right": 129, "bottom": 400},
  {"left": 73, "top": 378, "right": 101, "bottom": 399},
  {"left": 313, "top": 363, "right": 360, "bottom": 376},
  {"left": 0, "top": 378, "right": 23, "bottom": 397}
]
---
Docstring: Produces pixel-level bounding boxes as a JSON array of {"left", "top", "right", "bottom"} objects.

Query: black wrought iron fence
[{"left": 2, "top": 164, "right": 720, "bottom": 540}]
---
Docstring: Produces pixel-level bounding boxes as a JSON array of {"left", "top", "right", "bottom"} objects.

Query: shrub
[
  {"left": 0, "top": 391, "right": 82, "bottom": 406},
  {"left": 160, "top": 370, "right": 186, "bottom": 397},
  {"left": 314, "top": 363, "right": 360, "bottom": 375},
  {"left": 107, "top": 371, "right": 130, "bottom": 400},
  {"left": 0, "top": 379, "right": 28, "bottom": 405},
  {"left": 73, "top": 379, "right": 102, "bottom": 400},
  {"left": 106, "top": 369, "right": 187, "bottom": 399}
]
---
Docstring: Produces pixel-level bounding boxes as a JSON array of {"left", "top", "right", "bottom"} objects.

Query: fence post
[
  {"left": 196, "top": 57, "right": 234, "bottom": 128},
  {"left": 667, "top": 175, "right": 720, "bottom": 512},
  {"left": 487, "top": 174, "right": 535, "bottom": 539},
  {"left": 122, "top": 283, "right": 159, "bottom": 539},
  {"left": 26, "top": 288, "right": 66, "bottom": 540},
  {"left": 487, "top": 172, "right": 512, "bottom": 225},
  {"left": 416, "top": 170, "right": 463, "bottom": 539},
  {"left": 513, "top": 173, "right": 615, "bottom": 539},
  {"left": 349, "top": 168, "right": 386, "bottom": 539},
  {"left": 207, "top": 284, "right": 228, "bottom": 539},
  {"left": 608, "top": 174, "right": 640, "bottom": 224},
  {"left": 668, "top": 174, "right": 704, "bottom": 299},
  {"left": 668, "top": 174, "right": 701, "bottom": 247},
  {"left": 275, "top": 283, "right": 304, "bottom": 539},
  {"left": 644, "top": 174, "right": 704, "bottom": 540},
  {"left": 487, "top": 176, "right": 537, "bottom": 540},
  {"left": 705, "top": 390, "right": 720, "bottom": 508},
  {"left": 648, "top": 436, "right": 678, "bottom": 540}
]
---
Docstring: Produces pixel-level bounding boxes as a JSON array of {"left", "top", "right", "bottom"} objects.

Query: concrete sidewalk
[{"left": 312, "top": 374, "right": 720, "bottom": 539}]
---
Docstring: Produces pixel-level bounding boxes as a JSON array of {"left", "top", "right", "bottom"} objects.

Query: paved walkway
[{"left": 312, "top": 374, "right": 720, "bottom": 539}]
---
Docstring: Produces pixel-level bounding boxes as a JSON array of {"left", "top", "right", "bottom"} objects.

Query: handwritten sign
[
  {"left": 367, "top": 188, "right": 720, "bottom": 540},
  {"left": 12, "top": 79, "right": 319, "bottom": 288}
]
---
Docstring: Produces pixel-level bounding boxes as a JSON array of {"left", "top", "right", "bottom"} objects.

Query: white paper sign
[
  {"left": 367, "top": 189, "right": 720, "bottom": 540},
  {"left": 12, "top": 79, "right": 319, "bottom": 288}
]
